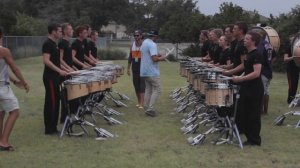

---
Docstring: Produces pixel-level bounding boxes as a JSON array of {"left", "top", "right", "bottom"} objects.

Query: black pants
[
  {"left": 132, "top": 72, "right": 145, "bottom": 93},
  {"left": 238, "top": 83, "right": 263, "bottom": 145},
  {"left": 43, "top": 77, "right": 61, "bottom": 134},
  {"left": 287, "top": 65, "right": 299, "bottom": 103},
  {"left": 60, "top": 86, "right": 68, "bottom": 123}
]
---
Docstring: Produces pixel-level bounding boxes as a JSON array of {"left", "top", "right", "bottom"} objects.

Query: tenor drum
[
  {"left": 251, "top": 26, "right": 280, "bottom": 53},
  {"left": 64, "top": 78, "right": 89, "bottom": 100},
  {"left": 88, "top": 77, "right": 106, "bottom": 93},
  {"left": 205, "top": 83, "right": 233, "bottom": 107}
]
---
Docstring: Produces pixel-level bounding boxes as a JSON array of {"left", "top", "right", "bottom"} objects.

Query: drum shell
[
  {"left": 65, "top": 83, "right": 89, "bottom": 100},
  {"left": 205, "top": 83, "right": 233, "bottom": 107},
  {"left": 88, "top": 80, "right": 105, "bottom": 93},
  {"left": 104, "top": 80, "right": 112, "bottom": 89}
]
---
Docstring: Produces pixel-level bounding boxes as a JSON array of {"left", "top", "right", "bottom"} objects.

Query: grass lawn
[{"left": 0, "top": 57, "right": 300, "bottom": 168}]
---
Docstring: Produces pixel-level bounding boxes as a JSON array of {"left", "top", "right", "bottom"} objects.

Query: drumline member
[
  {"left": 127, "top": 30, "right": 145, "bottom": 109},
  {"left": 42, "top": 23, "right": 68, "bottom": 135},
  {"left": 223, "top": 21, "right": 248, "bottom": 71},
  {"left": 58, "top": 23, "right": 76, "bottom": 72},
  {"left": 231, "top": 31, "right": 264, "bottom": 146},
  {"left": 89, "top": 30, "right": 99, "bottom": 60},
  {"left": 222, "top": 21, "right": 248, "bottom": 133},
  {"left": 71, "top": 26, "right": 92, "bottom": 70},
  {"left": 83, "top": 24, "right": 97, "bottom": 65},
  {"left": 255, "top": 28, "right": 277, "bottom": 115},
  {"left": 215, "top": 35, "right": 231, "bottom": 67},
  {"left": 0, "top": 27, "right": 30, "bottom": 151},
  {"left": 58, "top": 23, "right": 75, "bottom": 123},
  {"left": 283, "top": 34, "right": 299, "bottom": 104},
  {"left": 224, "top": 24, "right": 237, "bottom": 68},
  {"left": 203, "top": 29, "right": 223, "bottom": 64},
  {"left": 199, "top": 30, "right": 210, "bottom": 57},
  {"left": 224, "top": 24, "right": 235, "bottom": 44}
]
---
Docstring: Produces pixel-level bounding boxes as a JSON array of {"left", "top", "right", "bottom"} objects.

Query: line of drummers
[
  {"left": 178, "top": 22, "right": 280, "bottom": 146},
  {"left": 42, "top": 23, "right": 125, "bottom": 135}
]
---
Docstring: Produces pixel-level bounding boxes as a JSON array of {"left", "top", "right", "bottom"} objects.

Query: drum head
[{"left": 250, "top": 26, "right": 280, "bottom": 53}]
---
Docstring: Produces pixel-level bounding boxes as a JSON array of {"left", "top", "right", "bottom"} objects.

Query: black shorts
[{"left": 132, "top": 73, "right": 145, "bottom": 93}]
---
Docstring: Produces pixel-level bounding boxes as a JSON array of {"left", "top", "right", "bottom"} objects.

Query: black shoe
[
  {"left": 243, "top": 141, "right": 260, "bottom": 146},
  {"left": 145, "top": 110, "right": 156, "bottom": 117}
]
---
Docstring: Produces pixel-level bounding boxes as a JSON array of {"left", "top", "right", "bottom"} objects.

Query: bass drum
[
  {"left": 292, "top": 34, "right": 300, "bottom": 67},
  {"left": 251, "top": 26, "right": 280, "bottom": 53}
]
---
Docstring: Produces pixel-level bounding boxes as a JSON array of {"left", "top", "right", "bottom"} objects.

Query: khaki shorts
[{"left": 0, "top": 86, "right": 19, "bottom": 113}]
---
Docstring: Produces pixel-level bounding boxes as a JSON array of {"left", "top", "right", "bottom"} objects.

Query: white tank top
[{"left": 0, "top": 46, "right": 9, "bottom": 83}]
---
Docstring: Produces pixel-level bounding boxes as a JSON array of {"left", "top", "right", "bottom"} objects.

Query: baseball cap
[{"left": 147, "top": 30, "right": 159, "bottom": 37}]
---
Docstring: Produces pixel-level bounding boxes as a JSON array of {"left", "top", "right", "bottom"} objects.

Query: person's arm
[
  {"left": 59, "top": 49, "right": 73, "bottom": 72},
  {"left": 72, "top": 49, "right": 89, "bottom": 69},
  {"left": 232, "top": 64, "right": 261, "bottom": 83},
  {"left": 0, "top": 48, "right": 29, "bottom": 92},
  {"left": 43, "top": 53, "right": 67, "bottom": 76},
  {"left": 84, "top": 55, "right": 95, "bottom": 65},
  {"left": 223, "top": 54, "right": 245, "bottom": 76},
  {"left": 88, "top": 50, "right": 98, "bottom": 63},
  {"left": 283, "top": 53, "right": 293, "bottom": 62},
  {"left": 127, "top": 50, "right": 132, "bottom": 76}
]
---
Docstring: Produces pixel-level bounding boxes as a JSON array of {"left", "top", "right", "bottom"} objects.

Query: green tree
[{"left": 209, "top": 2, "right": 261, "bottom": 28}]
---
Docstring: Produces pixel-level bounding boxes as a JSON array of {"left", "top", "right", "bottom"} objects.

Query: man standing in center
[{"left": 140, "top": 30, "right": 165, "bottom": 117}]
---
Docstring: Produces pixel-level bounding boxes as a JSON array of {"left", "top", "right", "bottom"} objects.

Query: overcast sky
[{"left": 197, "top": 0, "right": 300, "bottom": 17}]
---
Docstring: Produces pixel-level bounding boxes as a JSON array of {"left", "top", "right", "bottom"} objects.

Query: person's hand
[
  {"left": 83, "top": 65, "right": 91, "bottom": 69},
  {"left": 222, "top": 70, "right": 231, "bottom": 76},
  {"left": 14, "top": 81, "right": 30, "bottom": 93},
  {"left": 127, "top": 69, "right": 131, "bottom": 76},
  {"left": 232, "top": 76, "right": 243, "bottom": 83},
  {"left": 59, "top": 70, "right": 68, "bottom": 76}
]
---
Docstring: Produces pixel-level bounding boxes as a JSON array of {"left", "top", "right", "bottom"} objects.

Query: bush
[
  {"left": 98, "top": 49, "right": 127, "bottom": 60},
  {"left": 181, "top": 43, "right": 201, "bottom": 57},
  {"left": 272, "top": 57, "right": 286, "bottom": 73},
  {"left": 167, "top": 54, "right": 178, "bottom": 62}
]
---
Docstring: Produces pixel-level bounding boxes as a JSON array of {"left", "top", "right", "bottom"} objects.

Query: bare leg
[
  {"left": 0, "top": 109, "right": 19, "bottom": 147},
  {"left": 139, "top": 93, "right": 145, "bottom": 107},
  {"left": 135, "top": 91, "right": 140, "bottom": 106}
]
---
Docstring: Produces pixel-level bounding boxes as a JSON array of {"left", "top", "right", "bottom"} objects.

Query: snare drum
[
  {"left": 64, "top": 78, "right": 89, "bottom": 100},
  {"left": 205, "top": 83, "right": 233, "bottom": 107}
]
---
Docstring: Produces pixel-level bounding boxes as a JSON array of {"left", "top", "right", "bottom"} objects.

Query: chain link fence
[{"left": 2, "top": 36, "right": 109, "bottom": 59}]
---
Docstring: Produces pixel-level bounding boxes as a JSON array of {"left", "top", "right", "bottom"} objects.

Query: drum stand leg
[
  {"left": 230, "top": 92, "right": 243, "bottom": 149},
  {"left": 274, "top": 93, "right": 300, "bottom": 127}
]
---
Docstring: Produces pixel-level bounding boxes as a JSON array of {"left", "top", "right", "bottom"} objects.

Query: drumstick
[{"left": 163, "top": 47, "right": 175, "bottom": 63}]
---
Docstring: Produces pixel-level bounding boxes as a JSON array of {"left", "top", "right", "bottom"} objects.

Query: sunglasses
[{"left": 134, "top": 35, "right": 140, "bottom": 37}]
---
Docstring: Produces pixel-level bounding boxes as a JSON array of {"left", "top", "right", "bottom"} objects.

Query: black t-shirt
[
  {"left": 201, "top": 40, "right": 210, "bottom": 57},
  {"left": 89, "top": 41, "right": 97, "bottom": 59},
  {"left": 229, "top": 39, "right": 237, "bottom": 62},
  {"left": 232, "top": 39, "right": 247, "bottom": 68},
  {"left": 243, "top": 49, "right": 263, "bottom": 86},
  {"left": 42, "top": 38, "right": 60, "bottom": 79},
  {"left": 128, "top": 45, "right": 141, "bottom": 74},
  {"left": 58, "top": 39, "right": 73, "bottom": 67},
  {"left": 71, "top": 39, "right": 85, "bottom": 69},
  {"left": 208, "top": 43, "right": 222, "bottom": 64},
  {"left": 83, "top": 39, "right": 91, "bottom": 57},
  {"left": 218, "top": 48, "right": 231, "bottom": 65},
  {"left": 257, "top": 40, "right": 277, "bottom": 79},
  {"left": 283, "top": 43, "right": 298, "bottom": 68}
]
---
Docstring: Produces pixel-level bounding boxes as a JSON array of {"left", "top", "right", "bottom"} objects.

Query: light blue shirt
[{"left": 140, "top": 39, "right": 159, "bottom": 77}]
